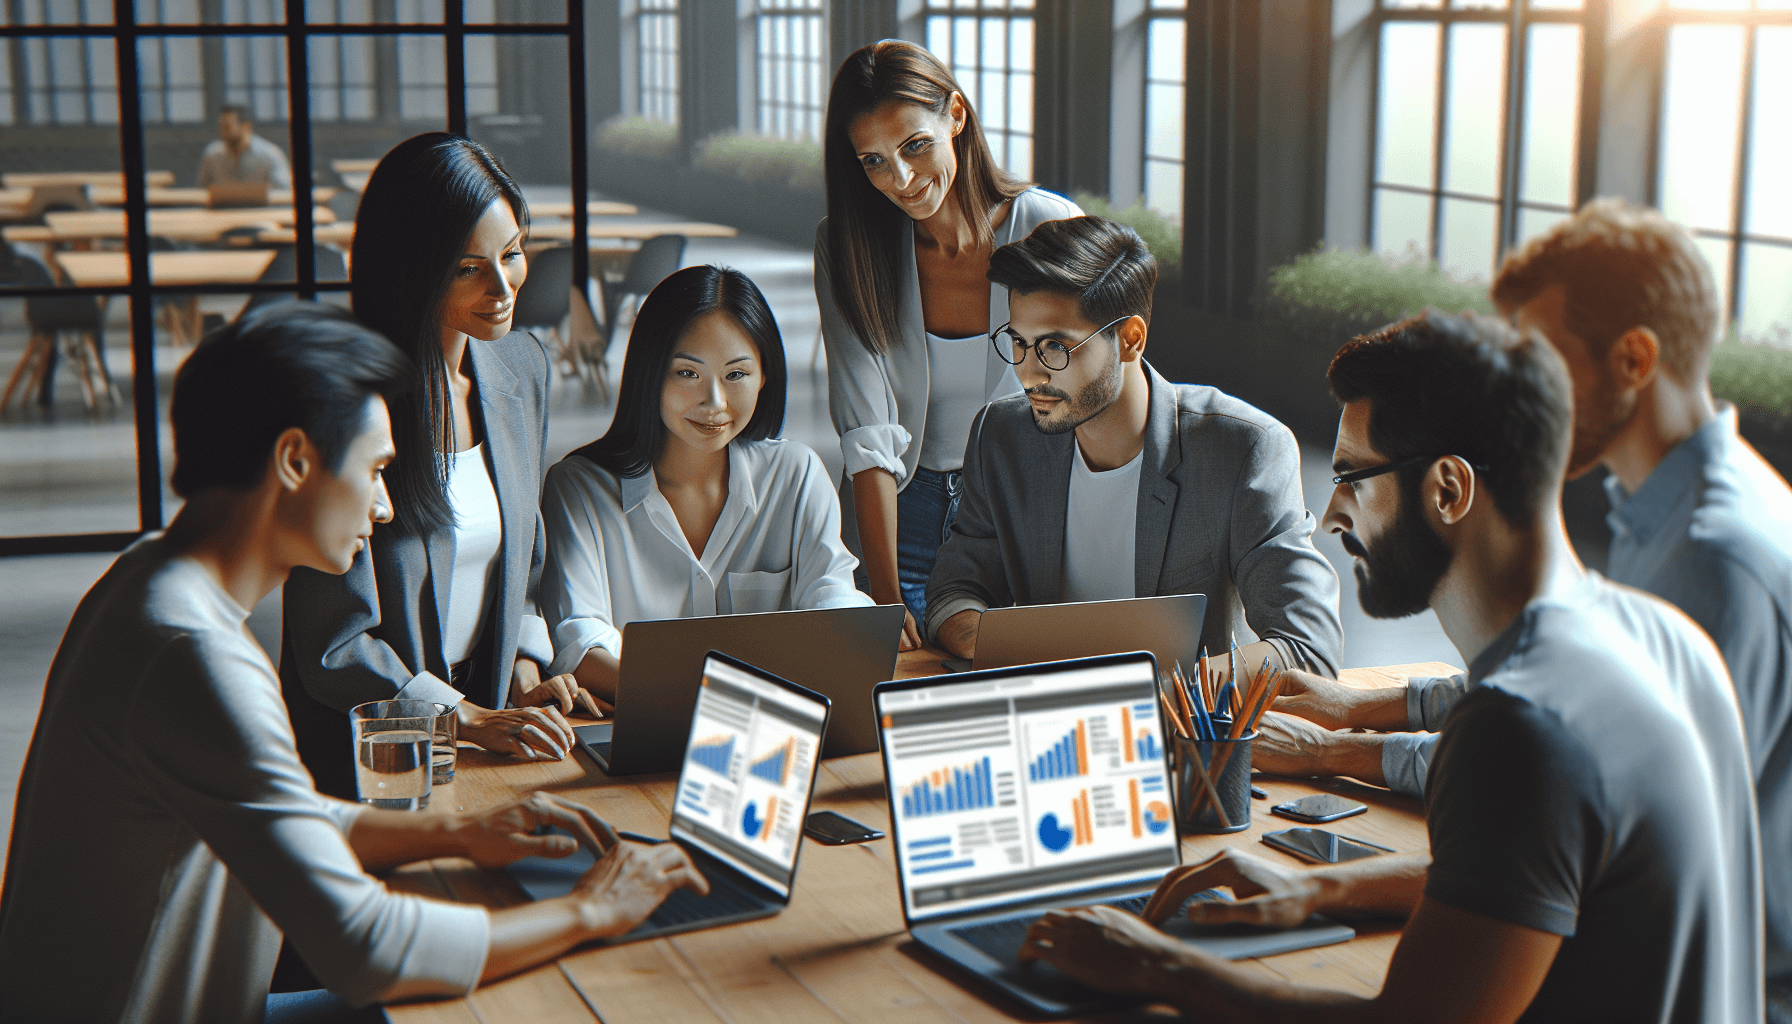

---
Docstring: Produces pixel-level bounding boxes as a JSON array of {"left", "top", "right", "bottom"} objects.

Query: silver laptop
[
  {"left": 507, "top": 651, "right": 829, "bottom": 942},
  {"left": 971, "top": 594, "right": 1207, "bottom": 672},
  {"left": 875, "top": 652, "right": 1354, "bottom": 1017},
  {"left": 574, "top": 603, "right": 905, "bottom": 775},
  {"left": 206, "top": 181, "right": 270, "bottom": 208}
]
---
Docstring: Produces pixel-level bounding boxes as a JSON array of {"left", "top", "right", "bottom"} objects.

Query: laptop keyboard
[
  {"left": 644, "top": 874, "right": 766, "bottom": 928},
  {"left": 947, "top": 890, "right": 1226, "bottom": 966}
]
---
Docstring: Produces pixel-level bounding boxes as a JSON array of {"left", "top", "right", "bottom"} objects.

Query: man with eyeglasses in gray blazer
[{"left": 926, "top": 216, "right": 1343, "bottom": 681}]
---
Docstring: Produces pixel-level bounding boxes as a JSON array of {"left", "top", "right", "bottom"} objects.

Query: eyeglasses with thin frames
[
  {"left": 1332, "top": 454, "right": 1490, "bottom": 487},
  {"left": 989, "top": 314, "right": 1133, "bottom": 372}
]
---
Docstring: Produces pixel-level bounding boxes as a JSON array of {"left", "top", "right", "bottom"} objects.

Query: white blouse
[
  {"left": 442, "top": 443, "right": 503, "bottom": 667},
  {"left": 538, "top": 438, "right": 873, "bottom": 675}
]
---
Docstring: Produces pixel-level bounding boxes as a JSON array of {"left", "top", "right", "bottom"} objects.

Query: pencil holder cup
[{"left": 1172, "top": 731, "right": 1255, "bottom": 835}]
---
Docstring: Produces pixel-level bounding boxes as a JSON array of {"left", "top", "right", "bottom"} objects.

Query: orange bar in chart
[
  {"left": 1120, "top": 706, "right": 1134, "bottom": 762},
  {"left": 1129, "top": 777, "right": 1142, "bottom": 838},
  {"left": 763, "top": 796, "right": 779, "bottom": 841},
  {"left": 1075, "top": 721, "right": 1089, "bottom": 775}
]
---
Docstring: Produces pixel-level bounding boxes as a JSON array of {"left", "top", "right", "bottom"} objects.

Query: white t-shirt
[
  {"left": 917, "top": 330, "right": 1001, "bottom": 472},
  {"left": 443, "top": 443, "right": 503, "bottom": 667},
  {"left": 1060, "top": 440, "right": 1144, "bottom": 603}
]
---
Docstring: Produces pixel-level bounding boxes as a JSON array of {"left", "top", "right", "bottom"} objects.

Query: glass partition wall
[{"left": 0, "top": 0, "right": 588, "bottom": 554}]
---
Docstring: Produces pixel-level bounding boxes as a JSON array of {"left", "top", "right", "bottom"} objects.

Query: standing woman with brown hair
[
  {"left": 280, "top": 133, "right": 586, "bottom": 799},
  {"left": 818, "top": 40, "right": 1080, "bottom": 649}
]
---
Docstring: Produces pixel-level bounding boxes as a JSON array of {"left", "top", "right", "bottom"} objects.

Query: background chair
[
  {"left": 511, "top": 243, "right": 582, "bottom": 382},
  {"left": 586, "top": 233, "right": 686, "bottom": 396},
  {"left": 235, "top": 244, "right": 351, "bottom": 323},
  {"left": 0, "top": 249, "right": 114, "bottom": 413}
]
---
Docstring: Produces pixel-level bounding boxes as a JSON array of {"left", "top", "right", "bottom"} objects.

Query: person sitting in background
[
  {"left": 281, "top": 134, "right": 580, "bottom": 803},
  {"left": 1020, "top": 310, "right": 1762, "bottom": 1023},
  {"left": 539, "top": 265, "right": 871, "bottom": 707},
  {"left": 925, "top": 215, "right": 1342, "bottom": 681},
  {"left": 198, "top": 104, "right": 293, "bottom": 190},
  {"left": 0, "top": 304, "right": 705, "bottom": 1023},
  {"left": 1254, "top": 200, "right": 1792, "bottom": 1021},
  {"left": 816, "top": 39, "right": 1083, "bottom": 650}
]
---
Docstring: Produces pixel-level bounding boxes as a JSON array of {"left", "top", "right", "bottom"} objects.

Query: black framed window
[
  {"left": 1143, "top": 0, "right": 1184, "bottom": 221},
  {"left": 0, "top": 0, "right": 590, "bottom": 555},
  {"left": 634, "top": 0, "right": 677, "bottom": 123},
  {"left": 1654, "top": 1, "right": 1792, "bottom": 342},
  {"left": 1369, "top": 0, "right": 1593, "bottom": 282},
  {"left": 922, "top": 0, "right": 1035, "bottom": 179},
  {"left": 753, "top": 0, "right": 823, "bottom": 141}
]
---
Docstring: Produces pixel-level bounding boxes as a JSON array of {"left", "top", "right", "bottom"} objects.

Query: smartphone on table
[
  {"left": 1271, "top": 793, "right": 1368, "bottom": 823},
  {"left": 1261, "top": 827, "right": 1393, "bottom": 864},
  {"left": 803, "top": 810, "right": 884, "bottom": 845}
]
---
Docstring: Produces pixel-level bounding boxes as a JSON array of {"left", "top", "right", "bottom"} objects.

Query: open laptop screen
[
  {"left": 877, "top": 653, "right": 1179, "bottom": 923},
  {"left": 668, "top": 653, "right": 828, "bottom": 899}
]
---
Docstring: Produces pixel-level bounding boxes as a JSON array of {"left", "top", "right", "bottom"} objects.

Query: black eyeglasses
[
  {"left": 1332, "top": 454, "right": 1491, "bottom": 486},
  {"left": 990, "top": 315, "right": 1132, "bottom": 372}
]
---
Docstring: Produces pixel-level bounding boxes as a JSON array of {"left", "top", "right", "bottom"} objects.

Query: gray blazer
[
  {"left": 814, "top": 188, "right": 1082, "bottom": 554},
  {"left": 925, "top": 364, "right": 1343, "bottom": 675},
  {"left": 279, "top": 331, "right": 555, "bottom": 798}
]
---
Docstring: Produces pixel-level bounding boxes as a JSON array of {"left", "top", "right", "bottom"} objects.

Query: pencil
[
  {"left": 1171, "top": 661, "right": 1200, "bottom": 739},
  {"left": 1159, "top": 689, "right": 1191, "bottom": 740}
]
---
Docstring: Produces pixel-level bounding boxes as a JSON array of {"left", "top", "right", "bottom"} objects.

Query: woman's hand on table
[
  {"left": 457, "top": 701, "right": 574, "bottom": 760},
  {"left": 512, "top": 658, "right": 610, "bottom": 717},
  {"left": 454, "top": 791, "right": 617, "bottom": 868}
]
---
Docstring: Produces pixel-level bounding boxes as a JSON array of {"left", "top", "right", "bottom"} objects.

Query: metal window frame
[
  {"left": 1142, "top": 2, "right": 1186, "bottom": 219},
  {"left": 0, "top": 0, "right": 589, "bottom": 556},
  {"left": 753, "top": 0, "right": 824, "bottom": 142},
  {"left": 920, "top": 1, "right": 1036, "bottom": 179},
  {"left": 1366, "top": 0, "right": 1599, "bottom": 275},
  {"left": 635, "top": 0, "right": 678, "bottom": 124},
  {"left": 1650, "top": 3, "right": 1792, "bottom": 333}
]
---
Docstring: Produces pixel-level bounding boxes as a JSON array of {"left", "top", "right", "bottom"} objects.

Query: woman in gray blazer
[
  {"left": 818, "top": 40, "right": 1081, "bottom": 649},
  {"left": 280, "top": 134, "right": 582, "bottom": 799}
]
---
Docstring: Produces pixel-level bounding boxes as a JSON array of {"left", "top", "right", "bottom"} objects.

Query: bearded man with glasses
[{"left": 924, "top": 215, "right": 1343, "bottom": 682}]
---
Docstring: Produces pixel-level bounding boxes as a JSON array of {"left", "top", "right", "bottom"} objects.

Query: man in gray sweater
[
  {"left": 926, "top": 216, "right": 1343, "bottom": 679},
  {"left": 1258, "top": 200, "right": 1792, "bottom": 1020},
  {"left": 0, "top": 304, "right": 705, "bottom": 1022}
]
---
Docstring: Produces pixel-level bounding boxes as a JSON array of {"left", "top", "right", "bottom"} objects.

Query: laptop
[
  {"left": 507, "top": 650, "right": 830, "bottom": 942},
  {"left": 875, "top": 652, "right": 1354, "bottom": 1017},
  {"left": 575, "top": 604, "right": 905, "bottom": 775},
  {"left": 207, "top": 181, "right": 271, "bottom": 208},
  {"left": 970, "top": 593, "right": 1207, "bottom": 672}
]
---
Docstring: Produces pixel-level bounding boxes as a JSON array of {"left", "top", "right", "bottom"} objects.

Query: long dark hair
[
  {"left": 573, "top": 265, "right": 787, "bottom": 479},
  {"left": 823, "top": 40, "right": 1030, "bottom": 355},
  {"left": 350, "top": 133, "right": 528, "bottom": 537}
]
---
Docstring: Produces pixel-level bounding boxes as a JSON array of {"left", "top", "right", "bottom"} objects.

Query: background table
[
  {"left": 38, "top": 207, "right": 335, "bottom": 244},
  {"left": 1, "top": 170, "right": 174, "bottom": 189},
  {"left": 528, "top": 220, "right": 739, "bottom": 242},
  {"left": 381, "top": 654, "right": 1450, "bottom": 1023},
  {"left": 53, "top": 249, "right": 278, "bottom": 287}
]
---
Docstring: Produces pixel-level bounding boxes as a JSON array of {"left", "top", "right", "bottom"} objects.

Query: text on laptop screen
[
  {"left": 877, "top": 657, "right": 1179, "bottom": 922},
  {"left": 669, "top": 656, "right": 826, "bottom": 898}
]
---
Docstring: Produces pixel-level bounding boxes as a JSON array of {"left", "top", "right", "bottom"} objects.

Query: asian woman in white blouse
[
  {"left": 816, "top": 40, "right": 1081, "bottom": 649},
  {"left": 540, "top": 265, "right": 870, "bottom": 705}
]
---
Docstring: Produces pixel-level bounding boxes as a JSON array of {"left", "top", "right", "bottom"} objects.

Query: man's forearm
[
  {"left": 1312, "top": 731, "right": 1393, "bottom": 786},
  {"left": 938, "top": 609, "right": 980, "bottom": 659},
  {"left": 346, "top": 808, "right": 471, "bottom": 871}
]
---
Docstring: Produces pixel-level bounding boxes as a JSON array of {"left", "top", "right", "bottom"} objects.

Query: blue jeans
[
  {"left": 858, "top": 467, "right": 963, "bottom": 626},
  {"left": 266, "top": 990, "right": 388, "bottom": 1024}
]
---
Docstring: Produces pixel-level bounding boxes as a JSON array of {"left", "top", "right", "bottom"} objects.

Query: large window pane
[
  {"left": 1745, "top": 26, "right": 1792, "bottom": 240},
  {"left": 1374, "top": 188, "right": 1432, "bottom": 262},
  {"left": 1521, "top": 23, "right": 1579, "bottom": 207},
  {"left": 138, "top": 0, "right": 202, "bottom": 25},
  {"left": 1739, "top": 241, "right": 1792, "bottom": 339},
  {"left": 924, "top": 5, "right": 1034, "bottom": 179},
  {"left": 1143, "top": 13, "right": 1185, "bottom": 222},
  {"left": 1442, "top": 23, "right": 1505, "bottom": 200},
  {"left": 1440, "top": 197, "right": 1499, "bottom": 281},
  {"left": 1695, "top": 235, "right": 1734, "bottom": 321},
  {"left": 755, "top": 0, "right": 825, "bottom": 141},
  {"left": 398, "top": 34, "right": 447, "bottom": 123},
  {"left": 5, "top": 0, "right": 111, "bottom": 25},
  {"left": 1659, "top": 24, "right": 1745, "bottom": 233},
  {"left": 637, "top": 0, "right": 679, "bottom": 124},
  {"left": 139, "top": 37, "right": 206, "bottom": 124},
  {"left": 1376, "top": 22, "right": 1441, "bottom": 190}
]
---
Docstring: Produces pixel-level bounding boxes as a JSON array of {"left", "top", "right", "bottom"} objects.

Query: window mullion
[
  {"left": 1728, "top": 23, "right": 1758, "bottom": 329},
  {"left": 1429, "top": 18, "right": 1451, "bottom": 264}
]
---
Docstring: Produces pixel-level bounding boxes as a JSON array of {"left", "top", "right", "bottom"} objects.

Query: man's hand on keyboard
[
  {"left": 574, "top": 834, "right": 710, "bottom": 936},
  {"left": 1143, "top": 849, "right": 1322, "bottom": 929},
  {"left": 1018, "top": 905, "right": 1218, "bottom": 997}
]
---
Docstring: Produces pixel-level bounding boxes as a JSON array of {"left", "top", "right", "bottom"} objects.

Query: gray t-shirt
[
  {"left": 1423, "top": 575, "right": 1761, "bottom": 1023},
  {"left": 0, "top": 537, "right": 488, "bottom": 1021},
  {"left": 197, "top": 132, "right": 293, "bottom": 189}
]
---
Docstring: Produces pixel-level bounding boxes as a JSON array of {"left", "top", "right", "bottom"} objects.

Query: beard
[
  {"left": 1341, "top": 481, "right": 1453, "bottom": 619},
  {"left": 1566, "top": 374, "right": 1637, "bottom": 479},
  {"left": 1028, "top": 351, "right": 1122, "bottom": 436}
]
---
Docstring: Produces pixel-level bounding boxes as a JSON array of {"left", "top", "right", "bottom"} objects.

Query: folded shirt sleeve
[
  {"left": 839, "top": 423, "right": 913, "bottom": 482},
  {"left": 815, "top": 222, "right": 913, "bottom": 485},
  {"left": 1407, "top": 673, "right": 1474, "bottom": 730}
]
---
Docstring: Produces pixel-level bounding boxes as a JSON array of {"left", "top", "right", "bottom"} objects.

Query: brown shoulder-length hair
[{"left": 823, "top": 40, "right": 1030, "bottom": 355}]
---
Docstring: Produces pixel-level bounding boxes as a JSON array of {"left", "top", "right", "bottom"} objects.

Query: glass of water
[{"left": 350, "top": 700, "right": 439, "bottom": 810}]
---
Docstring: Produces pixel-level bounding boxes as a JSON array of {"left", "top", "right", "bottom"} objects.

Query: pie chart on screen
[
  {"left": 742, "top": 800, "right": 764, "bottom": 839},
  {"left": 1144, "top": 801, "right": 1172, "bottom": 835},
  {"left": 1037, "top": 812, "right": 1073, "bottom": 852}
]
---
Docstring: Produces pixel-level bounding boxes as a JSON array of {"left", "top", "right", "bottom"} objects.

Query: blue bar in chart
[
  {"left": 1135, "top": 731, "right": 1161, "bottom": 761},
  {"left": 1029, "top": 720, "right": 1089, "bottom": 781},
  {"left": 900, "top": 757, "right": 994, "bottom": 818},
  {"left": 689, "top": 735, "right": 735, "bottom": 775},
  {"left": 748, "top": 737, "right": 795, "bottom": 785}
]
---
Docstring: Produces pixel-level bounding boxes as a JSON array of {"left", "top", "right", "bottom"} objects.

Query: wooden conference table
[{"left": 382, "top": 652, "right": 1448, "bottom": 1023}]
